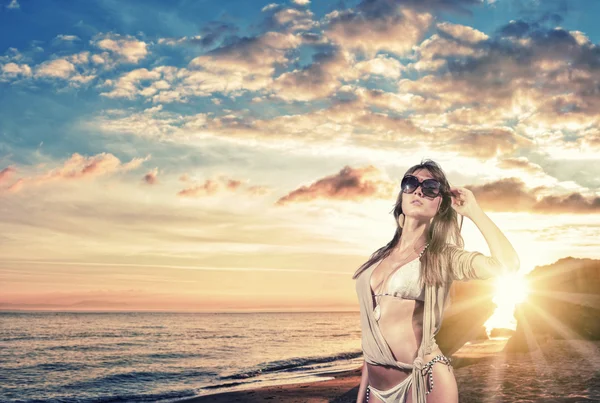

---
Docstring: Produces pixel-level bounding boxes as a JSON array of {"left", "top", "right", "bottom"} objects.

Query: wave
[
  {"left": 62, "top": 368, "right": 218, "bottom": 390},
  {"left": 220, "top": 350, "right": 362, "bottom": 380},
  {"left": 6, "top": 388, "right": 198, "bottom": 403}
]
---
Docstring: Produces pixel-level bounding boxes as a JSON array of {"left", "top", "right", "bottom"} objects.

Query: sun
[
  {"left": 493, "top": 272, "right": 529, "bottom": 306},
  {"left": 484, "top": 272, "right": 530, "bottom": 334}
]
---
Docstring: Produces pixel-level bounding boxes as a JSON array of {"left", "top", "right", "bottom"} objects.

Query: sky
[{"left": 0, "top": 0, "right": 599, "bottom": 314}]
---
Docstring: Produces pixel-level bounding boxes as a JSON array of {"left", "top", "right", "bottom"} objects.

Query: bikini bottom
[{"left": 365, "top": 354, "right": 452, "bottom": 403}]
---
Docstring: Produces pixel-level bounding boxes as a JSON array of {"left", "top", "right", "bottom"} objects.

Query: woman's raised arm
[{"left": 450, "top": 187, "right": 520, "bottom": 278}]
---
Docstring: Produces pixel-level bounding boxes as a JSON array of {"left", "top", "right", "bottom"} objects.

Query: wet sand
[{"left": 177, "top": 339, "right": 600, "bottom": 402}]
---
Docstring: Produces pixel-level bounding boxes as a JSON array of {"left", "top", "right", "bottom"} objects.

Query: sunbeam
[
  {"left": 485, "top": 273, "right": 530, "bottom": 333},
  {"left": 526, "top": 302, "right": 600, "bottom": 371}
]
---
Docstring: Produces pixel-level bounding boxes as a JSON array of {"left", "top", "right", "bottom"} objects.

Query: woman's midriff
[{"left": 367, "top": 296, "right": 440, "bottom": 391}]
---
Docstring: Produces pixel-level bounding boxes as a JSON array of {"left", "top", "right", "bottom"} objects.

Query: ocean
[{"left": 1, "top": 311, "right": 364, "bottom": 402}]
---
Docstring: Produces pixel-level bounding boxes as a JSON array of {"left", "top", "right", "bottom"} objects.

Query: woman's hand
[{"left": 449, "top": 186, "right": 481, "bottom": 219}]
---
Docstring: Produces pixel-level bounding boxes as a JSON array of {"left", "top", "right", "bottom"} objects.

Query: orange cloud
[
  {"left": 466, "top": 178, "right": 540, "bottom": 212},
  {"left": 177, "top": 179, "right": 219, "bottom": 197},
  {"left": 177, "top": 175, "right": 271, "bottom": 198},
  {"left": 466, "top": 178, "right": 600, "bottom": 214},
  {"left": 276, "top": 165, "right": 396, "bottom": 205},
  {"left": 2, "top": 152, "right": 150, "bottom": 193},
  {"left": 247, "top": 185, "right": 270, "bottom": 196},
  {"left": 533, "top": 193, "right": 600, "bottom": 214},
  {"left": 143, "top": 168, "right": 159, "bottom": 185},
  {"left": 0, "top": 166, "right": 16, "bottom": 183}
]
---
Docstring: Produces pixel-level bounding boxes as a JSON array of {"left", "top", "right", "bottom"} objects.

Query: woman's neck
[{"left": 396, "top": 227, "right": 429, "bottom": 254}]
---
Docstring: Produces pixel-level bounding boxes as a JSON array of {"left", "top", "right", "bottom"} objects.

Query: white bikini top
[
  {"left": 373, "top": 257, "right": 425, "bottom": 302},
  {"left": 371, "top": 245, "right": 428, "bottom": 321}
]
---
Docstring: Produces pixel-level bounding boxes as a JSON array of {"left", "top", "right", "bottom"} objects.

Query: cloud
[
  {"left": 93, "top": 33, "right": 148, "bottom": 64},
  {"left": 275, "top": 165, "right": 396, "bottom": 205},
  {"left": 466, "top": 177, "right": 540, "bottom": 212},
  {"left": 177, "top": 175, "right": 270, "bottom": 198},
  {"left": 354, "top": 54, "right": 403, "bottom": 79},
  {"left": 158, "top": 22, "right": 239, "bottom": 49},
  {"left": 55, "top": 34, "right": 80, "bottom": 42},
  {"left": 437, "top": 21, "right": 489, "bottom": 43},
  {"left": 203, "top": 96, "right": 428, "bottom": 145},
  {"left": 273, "top": 47, "right": 402, "bottom": 101},
  {"left": 533, "top": 192, "right": 600, "bottom": 214},
  {"left": 2, "top": 153, "right": 150, "bottom": 194},
  {"left": 247, "top": 185, "right": 270, "bottom": 196},
  {"left": 0, "top": 47, "right": 23, "bottom": 64},
  {"left": 90, "top": 105, "right": 202, "bottom": 138},
  {"left": 449, "top": 24, "right": 595, "bottom": 111},
  {"left": 272, "top": 8, "right": 315, "bottom": 32},
  {"left": 442, "top": 128, "right": 530, "bottom": 159},
  {"left": 35, "top": 59, "right": 76, "bottom": 79},
  {"left": 67, "top": 51, "right": 91, "bottom": 65},
  {"left": 393, "top": 20, "right": 600, "bottom": 155},
  {"left": 7, "top": 0, "right": 19, "bottom": 9},
  {"left": 105, "top": 31, "right": 303, "bottom": 101},
  {"left": 262, "top": 3, "right": 279, "bottom": 12},
  {"left": 100, "top": 67, "right": 165, "bottom": 99},
  {"left": 1, "top": 62, "right": 32, "bottom": 79},
  {"left": 177, "top": 179, "right": 219, "bottom": 197},
  {"left": 92, "top": 92, "right": 432, "bottom": 149},
  {"left": 397, "top": 0, "right": 484, "bottom": 15},
  {"left": 293, "top": 0, "right": 310, "bottom": 5},
  {"left": 410, "top": 22, "right": 488, "bottom": 71},
  {"left": 197, "top": 21, "right": 240, "bottom": 48},
  {"left": 31, "top": 57, "right": 95, "bottom": 85},
  {"left": 190, "top": 31, "right": 301, "bottom": 76},
  {"left": 78, "top": 7, "right": 599, "bottom": 165},
  {"left": 496, "top": 157, "right": 545, "bottom": 175},
  {"left": 325, "top": 6, "right": 433, "bottom": 56},
  {"left": 466, "top": 177, "right": 600, "bottom": 214},
  {"left": 272, "top": 46, "right": 353, "bottom": 101},
  {"left": 0, "top": 166, "right": 16, "bottom": 183},
  {"left": 143, "top": 168, "right": 159, "bottom": 185},
  {"left": 157, "top": 36, "right": 201, "bottom": 46},
  {"left": 321, "top": 0, "right": 484, "bottom": 56}
]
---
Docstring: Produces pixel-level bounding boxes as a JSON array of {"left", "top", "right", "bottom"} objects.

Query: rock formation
[{"left": 504, "top": 257, "right": 600, "bottom": 353}]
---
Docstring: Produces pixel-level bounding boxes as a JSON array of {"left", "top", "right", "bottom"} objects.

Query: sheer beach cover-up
[{"left": 355, "top": 244, "right": 497, "bottom": 403}]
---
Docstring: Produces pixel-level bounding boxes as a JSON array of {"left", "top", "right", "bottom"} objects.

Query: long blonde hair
[{"left": 352, "top": 159, "right": 465, "bottom": 287}]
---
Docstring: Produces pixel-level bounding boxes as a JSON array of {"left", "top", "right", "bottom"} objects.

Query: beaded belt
[{"left": 365, "top": 354, "right": 453, "bottom": 401}]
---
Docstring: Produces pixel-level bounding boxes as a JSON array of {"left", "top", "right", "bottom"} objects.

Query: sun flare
[
  {"left": 494, "top": 273, "right": 529, "bottom": 306},
  {"left": 484, "top": 272, "right": 530, "bottom": 335}
]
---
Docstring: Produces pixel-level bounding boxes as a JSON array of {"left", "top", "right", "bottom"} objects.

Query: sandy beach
[
  {"left": 177, "top": 339, "right": 600, "bottom": 403},
  {"left": 175, "top": 365, "right": 362, "bottom": 403}
]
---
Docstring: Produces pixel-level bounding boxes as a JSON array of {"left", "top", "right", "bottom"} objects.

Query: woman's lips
[{"left": 412, "top": 200, "right": 423, "bottom": 205}]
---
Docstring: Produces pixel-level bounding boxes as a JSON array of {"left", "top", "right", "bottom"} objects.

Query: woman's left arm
[{"left": 451, "top": 187, "right": 521, "bottom": 277}]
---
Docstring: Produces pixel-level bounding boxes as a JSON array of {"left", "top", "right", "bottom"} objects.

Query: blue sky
[{"left": 1, "top": 0, "right": 599, "bottom": 312}]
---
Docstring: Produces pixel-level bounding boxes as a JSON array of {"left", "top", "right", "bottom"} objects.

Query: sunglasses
[{"left": 401, "top": 175, "right": 442, "bottom": 198}]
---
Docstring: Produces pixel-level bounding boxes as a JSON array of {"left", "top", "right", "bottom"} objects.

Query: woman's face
[{"left": 400, "top": 168, "right": 443, "bottom": 223}]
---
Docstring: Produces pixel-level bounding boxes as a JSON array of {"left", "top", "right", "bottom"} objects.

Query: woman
[{"left": 353, "top": 159, "right": 520, "bottom": 403}]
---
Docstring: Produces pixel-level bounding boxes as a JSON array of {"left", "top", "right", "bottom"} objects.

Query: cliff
[{"left": 505, "top": 257, "right": 600, "bottom": 353}]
